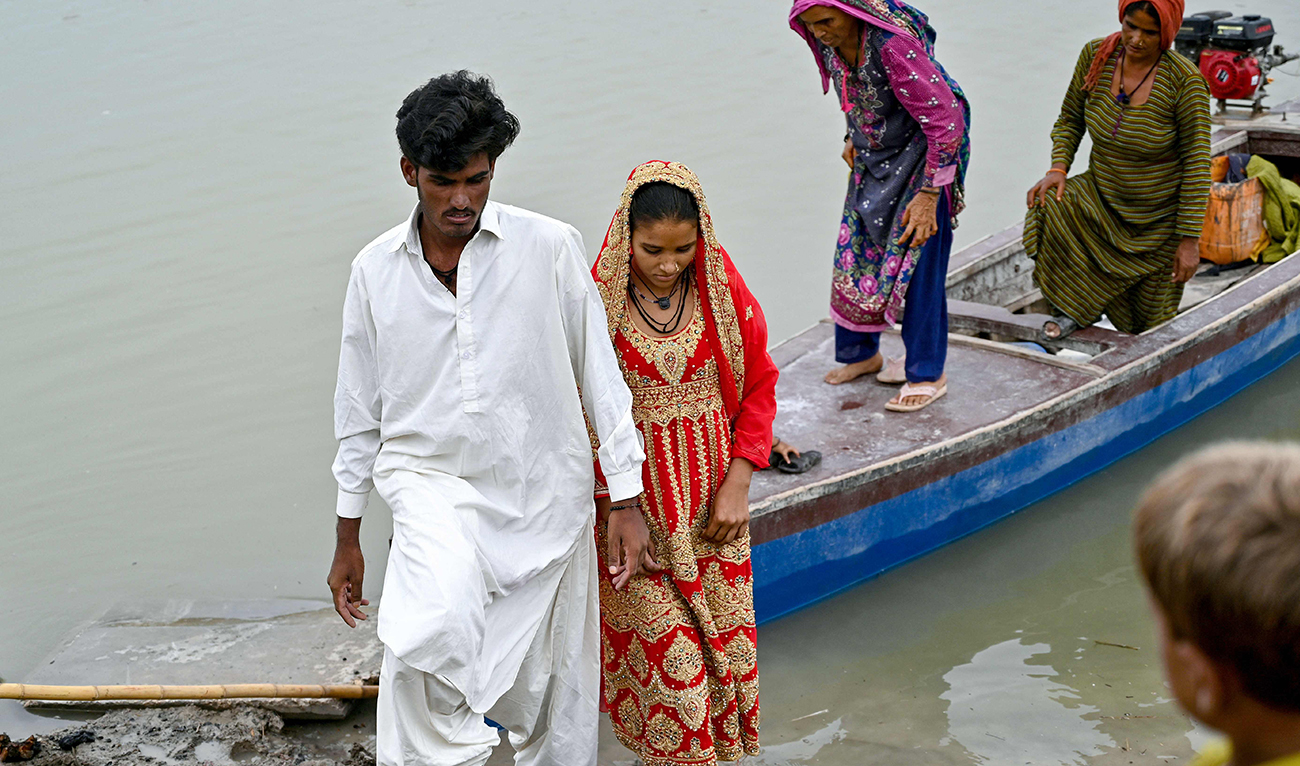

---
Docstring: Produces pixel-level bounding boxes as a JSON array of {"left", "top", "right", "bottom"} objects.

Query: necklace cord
[{"left": 628, "top": 269, "right": 691, "bottom": 335}]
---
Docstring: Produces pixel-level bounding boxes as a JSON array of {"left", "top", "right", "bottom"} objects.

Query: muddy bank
[{"left": 5, "top": 705, "right": 375, "bottom": 765}]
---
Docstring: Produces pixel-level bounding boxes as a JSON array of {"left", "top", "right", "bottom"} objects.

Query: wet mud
[{"left": 4, "top": 706, "right": 375, "bottom": 766}]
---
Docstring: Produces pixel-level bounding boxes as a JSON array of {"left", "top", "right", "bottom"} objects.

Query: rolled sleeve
[
  {"left": 602, "top": 467, "right": 644, "bottom": 504},
  {"left": 336, "top": 487, "right": 370, "bottom": 519}
]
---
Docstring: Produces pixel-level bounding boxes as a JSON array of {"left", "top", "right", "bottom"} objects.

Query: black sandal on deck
[{"left": 769, "top": 449, "right": 822, "bottom": 474}]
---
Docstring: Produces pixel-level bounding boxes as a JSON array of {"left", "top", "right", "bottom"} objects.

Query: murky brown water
[{"left": 4, "top": 0, "right": 1300, "bottom": 760}]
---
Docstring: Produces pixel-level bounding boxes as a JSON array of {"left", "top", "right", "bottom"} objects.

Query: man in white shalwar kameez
[{"left": 326, "top": 71, "right": 659, "bottom": 766}]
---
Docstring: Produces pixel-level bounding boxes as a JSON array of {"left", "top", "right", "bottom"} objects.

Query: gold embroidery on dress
[
  {"left": 645, "top": 712, "right": 685, "bottom": 754},
  {"left": 619, "top": 697, "right": 644, "bottom": 738},
  {"left": 663, "top": 632, "right": 706, "bottom": 684},
  {"left": 725, "top": 632, "right": 758, "bottom": 676},
  {"left": 619, "top": 307, "right": 704, "bottom": 386}
]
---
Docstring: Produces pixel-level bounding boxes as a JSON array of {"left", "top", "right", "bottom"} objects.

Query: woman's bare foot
[{"left": 824, "top": 353, "right": 884, "bottom": 385}]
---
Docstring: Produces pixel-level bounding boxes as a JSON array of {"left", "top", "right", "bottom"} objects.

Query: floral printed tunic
[{"left": 820, "top": 25, "right": 969, "bottom": 330}]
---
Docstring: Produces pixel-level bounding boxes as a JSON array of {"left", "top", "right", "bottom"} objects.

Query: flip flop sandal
[
  {"left": 876, "top": 355, "right": 907, "bottom": 385},
  {"left": 885, "top": 381, "right": 947, "bottom": 413},
  {"left": 775, "top": 450, "right": 822, "bottom": 474}
]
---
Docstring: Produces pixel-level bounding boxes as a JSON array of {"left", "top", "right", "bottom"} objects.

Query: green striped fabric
[{"left": 1025, "top": 39, "right": 1211, "bottom": 334}]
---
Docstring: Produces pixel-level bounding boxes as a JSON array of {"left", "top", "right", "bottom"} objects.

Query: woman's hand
[
  {"left": 842, "top": 138, "right": 855, "bottom": 169},
  {"left": 601, "top": 496, "right": 663, "bottom": 591},
  {"left": 898, "top": 190, "right": 940, "bottom": 249},
  {"left": 1172, "top": 236, "right": 1201, "bottom": 283},
  {"left": 1027, "top": 168, "right": 1067, "bottom": 208},
  {"left": 703, "top": 459, "right": 754, "bottom": 545}
]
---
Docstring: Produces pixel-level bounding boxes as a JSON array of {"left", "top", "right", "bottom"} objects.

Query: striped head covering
[{"left": 1083, "top": 0, "right": 1186, "bottom": 92}]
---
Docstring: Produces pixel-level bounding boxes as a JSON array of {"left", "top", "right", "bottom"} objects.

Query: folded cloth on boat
[
  {"left": 1227, "top": 153, "right": 1252, "bottom": 184},
  {"left": 1247, "top": 155, "right": 1300, "bottom": 264}
]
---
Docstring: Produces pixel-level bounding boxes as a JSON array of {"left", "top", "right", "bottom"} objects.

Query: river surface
[{"left": 4, "top": 0, "right": 1300, "bottom": 760}]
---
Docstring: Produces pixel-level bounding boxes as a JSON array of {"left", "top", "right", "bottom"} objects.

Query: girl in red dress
[{"left": 592, "top": 161, "right": 778, "bottom": 765}]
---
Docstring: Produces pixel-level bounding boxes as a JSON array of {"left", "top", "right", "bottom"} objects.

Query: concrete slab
[{"left": 22, "top": 599, "right": 381, "bottom": 720}]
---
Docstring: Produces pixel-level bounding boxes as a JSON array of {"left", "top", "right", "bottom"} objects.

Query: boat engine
[{"left": 1176, "top": 11, "right": 1299, "bottom": 114}]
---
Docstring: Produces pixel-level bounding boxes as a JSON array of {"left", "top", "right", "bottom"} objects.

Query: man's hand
[
  {"left": 327, "top": 517, "right": 369, "bottom": 628},
  {"left": 703, "top": 459, "right": 754, "bottom": 545},
  {"left": 898, "top": 190, "right": 940, "bottom": 249},
  {"left": 601, "top": 496, "right": 663, "bottom": 591},
  {"left": 1172, "top": 236, "right": 1200, "bottom": 284}
]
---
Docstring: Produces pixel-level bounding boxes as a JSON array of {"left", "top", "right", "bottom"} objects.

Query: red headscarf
[
  {"left": 1083, "top": 0, "right": 1185, "bottom": 92},
  {"left": 591, "top": 161, "right": 779, "bottom": 468}
]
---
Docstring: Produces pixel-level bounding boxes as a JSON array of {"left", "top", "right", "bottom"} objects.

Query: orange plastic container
[{"left": 1199, "top": 178, "right": 1266, "bottom": 265}]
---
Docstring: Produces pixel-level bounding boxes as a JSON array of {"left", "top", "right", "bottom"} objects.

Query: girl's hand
[
  {"left": 898, "top": 190, "right": 940, "bottom": 249},
  {"left": 842, "top": 138, "right": 855, "bottom": 168},
  {"left": 603, "top": 499, "right": 663, "bottom": 591},
  {"left": 703, "top": 459, "right": 754, "bottom": 545},
  {"left": 1172, "top": 236, "right": 1200, "bottom": 283},
  {"left": 772, "top": 436, "right": 801, "bottom": 463},
  {"left": 1027, "top": 169, "right": 1067, "bottom": 208}
]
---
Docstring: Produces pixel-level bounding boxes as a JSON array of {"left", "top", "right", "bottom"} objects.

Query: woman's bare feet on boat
[
  {"left": 1041, "top": 315, "right": 1080, "bottom": 341},
  {"left": 886, "top": 374, "right": 948, "bottom": 412},
  {"left": 824, "top": 353, "right": 884, "bottom": 385}
]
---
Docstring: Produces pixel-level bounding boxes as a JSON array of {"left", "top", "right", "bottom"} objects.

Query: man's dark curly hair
[{"left": 396, "top": 71, "right": 521, "bottom": 173}]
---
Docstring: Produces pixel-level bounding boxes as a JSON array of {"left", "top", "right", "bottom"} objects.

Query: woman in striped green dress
[{"left": 1025, "top": 0, "right": 1210, "bottom": 338}]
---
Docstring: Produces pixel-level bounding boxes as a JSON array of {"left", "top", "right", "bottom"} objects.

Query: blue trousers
[{"left": 835, "top": 194, "right": 952, "bottom": 384}]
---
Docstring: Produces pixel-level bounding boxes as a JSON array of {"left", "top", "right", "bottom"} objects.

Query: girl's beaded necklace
[{"left": 628, "top": 268, "right": 691, "bottom": 335}]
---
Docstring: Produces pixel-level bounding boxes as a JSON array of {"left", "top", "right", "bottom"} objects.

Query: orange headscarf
[{"left": 1083, "top": 0, "right": 1185, "bottom": 92}]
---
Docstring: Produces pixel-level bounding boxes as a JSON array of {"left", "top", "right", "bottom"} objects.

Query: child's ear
[{"left": 1173, "top": 640, "right": 1228, "bottom": 721}]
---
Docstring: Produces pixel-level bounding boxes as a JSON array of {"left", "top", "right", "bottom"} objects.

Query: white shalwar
[{"left": 332, "top": 201, "right": 645, "bottom": 766}]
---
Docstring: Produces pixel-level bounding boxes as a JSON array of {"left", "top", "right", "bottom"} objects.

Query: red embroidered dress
[{"left": 592, "top": 162, "right": 778, "bottom": 765}]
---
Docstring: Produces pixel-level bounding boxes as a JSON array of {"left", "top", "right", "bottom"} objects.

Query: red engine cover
[{"left": 1199, "top": 49, "right": 1263, "bottom": 100}]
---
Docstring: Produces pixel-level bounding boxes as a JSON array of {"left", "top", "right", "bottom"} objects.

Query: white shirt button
[
  {"left": 459, "top": 309, "right": 469, "bottom": 319},
  {"left": 462, "top": 351, "right": 472, "bottom": 360}
]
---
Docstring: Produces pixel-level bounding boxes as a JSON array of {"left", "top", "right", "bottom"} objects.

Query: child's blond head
[{"left": 1134, "top": 441, "right": 1300, "bottom": 712}]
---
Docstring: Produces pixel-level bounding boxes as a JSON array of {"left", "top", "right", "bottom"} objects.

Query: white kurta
[{"left": 332, "top": 201, "right": 644, "bottom": 713}]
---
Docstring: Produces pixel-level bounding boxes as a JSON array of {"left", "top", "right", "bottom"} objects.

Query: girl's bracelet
[{"left": 609, "top": 500, "right": 642, "bottom": 512}]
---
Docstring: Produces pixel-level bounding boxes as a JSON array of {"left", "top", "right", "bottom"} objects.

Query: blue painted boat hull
[{"left": 753, "top": 263, "right": 1300, "bottom": 624}]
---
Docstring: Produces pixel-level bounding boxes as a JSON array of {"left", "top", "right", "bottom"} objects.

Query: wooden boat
[{"left": 750, "top": 103, "right": 1300, "bottom": 622}]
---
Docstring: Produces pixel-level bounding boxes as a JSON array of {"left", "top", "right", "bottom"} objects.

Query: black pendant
[
  {"left": 1115, "top": 92, "right": 1130, "bottom": 106},
  {"left": 656, "top": 296, "right": 671, "bottom": 310}
]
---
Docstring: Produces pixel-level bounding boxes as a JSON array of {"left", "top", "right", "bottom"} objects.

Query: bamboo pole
[{"left": 0, "top": 683, "right": 378, "bottom": 702}]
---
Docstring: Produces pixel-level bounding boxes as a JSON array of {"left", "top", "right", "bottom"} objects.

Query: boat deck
[{"left": 750, "top": 323, "right": 1096, "bottom": 508}]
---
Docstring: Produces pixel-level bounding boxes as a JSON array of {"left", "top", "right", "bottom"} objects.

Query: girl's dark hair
[
  {"left": 628, "top": 182, "right": 700, "bottom": 231},
  {"left": 1124, "top": 1, "right": 1158, "bottom": 22},
  {"left": 396, "top": 70, "right": 520, "bottom": 172}
]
